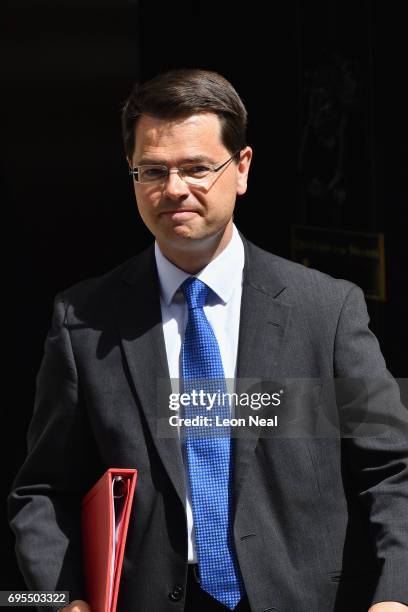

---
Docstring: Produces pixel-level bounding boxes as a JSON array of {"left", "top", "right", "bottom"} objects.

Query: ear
[{"left": 236, "top": 146, "right": 253, "bottom": 196}]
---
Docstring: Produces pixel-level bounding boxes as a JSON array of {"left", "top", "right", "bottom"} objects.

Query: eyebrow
[{"left": 135, "top": 155, "right": 216, "bottom": 166}]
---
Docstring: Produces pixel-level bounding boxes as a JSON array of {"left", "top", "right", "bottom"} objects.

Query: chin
[{"left": 169, "top": 223, "right": 202, "bottom": 240}]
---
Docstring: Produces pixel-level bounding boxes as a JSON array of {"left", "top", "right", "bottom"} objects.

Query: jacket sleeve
[
  {"left": 8, "top": 293, "right": 100, "bottom": 610},
  {"left": 334, "top": 284, "right": 408, "bottom": 606}
]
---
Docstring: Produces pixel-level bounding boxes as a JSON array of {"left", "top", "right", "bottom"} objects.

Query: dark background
[{"left": 2, "top": 0, "right": 407, "bottom": 593}]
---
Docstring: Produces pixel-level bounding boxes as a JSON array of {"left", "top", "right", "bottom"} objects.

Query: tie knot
[{"left": 182, "top": 277, "right": 210, "bottom": 310}]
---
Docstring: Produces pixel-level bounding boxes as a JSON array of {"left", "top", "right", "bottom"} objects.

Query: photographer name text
[{"left": 168, "top": 414, "right": 278, "bottom": 427}]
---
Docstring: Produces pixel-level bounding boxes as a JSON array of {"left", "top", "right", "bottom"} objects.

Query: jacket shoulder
[
  {"left": 56, "top": 244, "right": 155, "bottom": 316},
  {"left": 244, "top": 239, "right": 358, "bottom": 303}
]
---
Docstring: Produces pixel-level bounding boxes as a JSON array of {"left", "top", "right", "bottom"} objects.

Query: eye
[
  {"left": 184, "top": 165, "right": 211, "bottom": 178},
  {"left": 139, "top": 166, "right": 167, "bottom": 181}
]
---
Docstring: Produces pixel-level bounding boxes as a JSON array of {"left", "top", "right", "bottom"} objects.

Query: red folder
[{"left": 81, "top": 468, "right": 137, "bottom": 612}]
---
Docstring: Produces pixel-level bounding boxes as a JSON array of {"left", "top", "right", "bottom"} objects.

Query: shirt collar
[{"left": 154, "top": 224, "right": 245, "bottom": 306}]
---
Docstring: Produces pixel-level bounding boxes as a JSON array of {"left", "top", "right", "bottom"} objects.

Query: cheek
[
  {"left": 135, "top": 189, "right": 155, "bottom": 214},
  {"left": 212, "top": 192, "right": 236, "bottom": 217},
  {"left": 136, "top": 184, "right": 163, "bottom": 205}
]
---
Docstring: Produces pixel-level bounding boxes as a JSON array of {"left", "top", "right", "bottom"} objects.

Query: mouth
[{"left": 159, "top": 209, "right": 200, "bottom": 218}]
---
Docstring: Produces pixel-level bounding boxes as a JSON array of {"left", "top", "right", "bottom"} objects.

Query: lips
[{"left": 160, "top": 208, "right": 200, "bottom": 215}]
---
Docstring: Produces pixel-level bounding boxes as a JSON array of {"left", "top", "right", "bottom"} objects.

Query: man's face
[{"left": 129, "top": 112, "right": 252, "bottom": 258}]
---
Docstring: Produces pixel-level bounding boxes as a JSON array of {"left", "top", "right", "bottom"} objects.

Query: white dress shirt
[{"left": 154, "top": 224, "right": 245, "bottom": 562}]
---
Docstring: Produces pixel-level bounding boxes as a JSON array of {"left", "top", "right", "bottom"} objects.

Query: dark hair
[{"left": 121, "top": 68, "right": 248, "bottom": 159}]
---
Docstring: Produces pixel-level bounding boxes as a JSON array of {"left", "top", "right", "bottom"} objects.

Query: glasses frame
[{"left": 129, "top": 149, "right": 241, "bottom": 185}]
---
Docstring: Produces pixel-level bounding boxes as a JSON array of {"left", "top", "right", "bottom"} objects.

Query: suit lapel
[
  {"left": 116, "top": 246, "right": 186, "bottom": 507},
  {"left": 233, "top": 239, "right": 292, "bottom": 507}
]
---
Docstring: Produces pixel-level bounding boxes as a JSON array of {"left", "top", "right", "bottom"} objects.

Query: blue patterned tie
[{"left": 181, "top": 277, "right": 244, "bottom": 610}]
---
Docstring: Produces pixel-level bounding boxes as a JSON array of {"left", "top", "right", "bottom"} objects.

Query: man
[{"left": 8, "top": 69, "right": 408, "bottom": 612}]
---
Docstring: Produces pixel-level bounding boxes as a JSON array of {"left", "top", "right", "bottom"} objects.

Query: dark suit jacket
[{"left": 8, "top": 237, "right": 408, "bottom": 612}]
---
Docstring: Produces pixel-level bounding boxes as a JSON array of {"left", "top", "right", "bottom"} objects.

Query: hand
[
  {"left": 369, "top": 603, "right": 408, "bottom": 611},
  {"left": 60, "top": 600, "right": 92, "bottom": 612}
]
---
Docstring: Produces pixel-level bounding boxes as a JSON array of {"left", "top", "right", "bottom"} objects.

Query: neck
[{"left": 158, "top": 223, "right": 233, "bottom": 274}]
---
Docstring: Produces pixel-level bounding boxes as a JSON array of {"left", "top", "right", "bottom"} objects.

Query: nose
[{"left": 163, "top": 169, "right": 190, "bottom": 199}]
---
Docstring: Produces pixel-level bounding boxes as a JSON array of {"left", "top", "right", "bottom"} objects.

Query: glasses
[{"left": 129, "top": 150, "right": 241, "bottom": 185}]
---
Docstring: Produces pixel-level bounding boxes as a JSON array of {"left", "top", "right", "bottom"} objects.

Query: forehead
[{"left": 133, "top": 113, "right": 226, "bottom": 161}]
